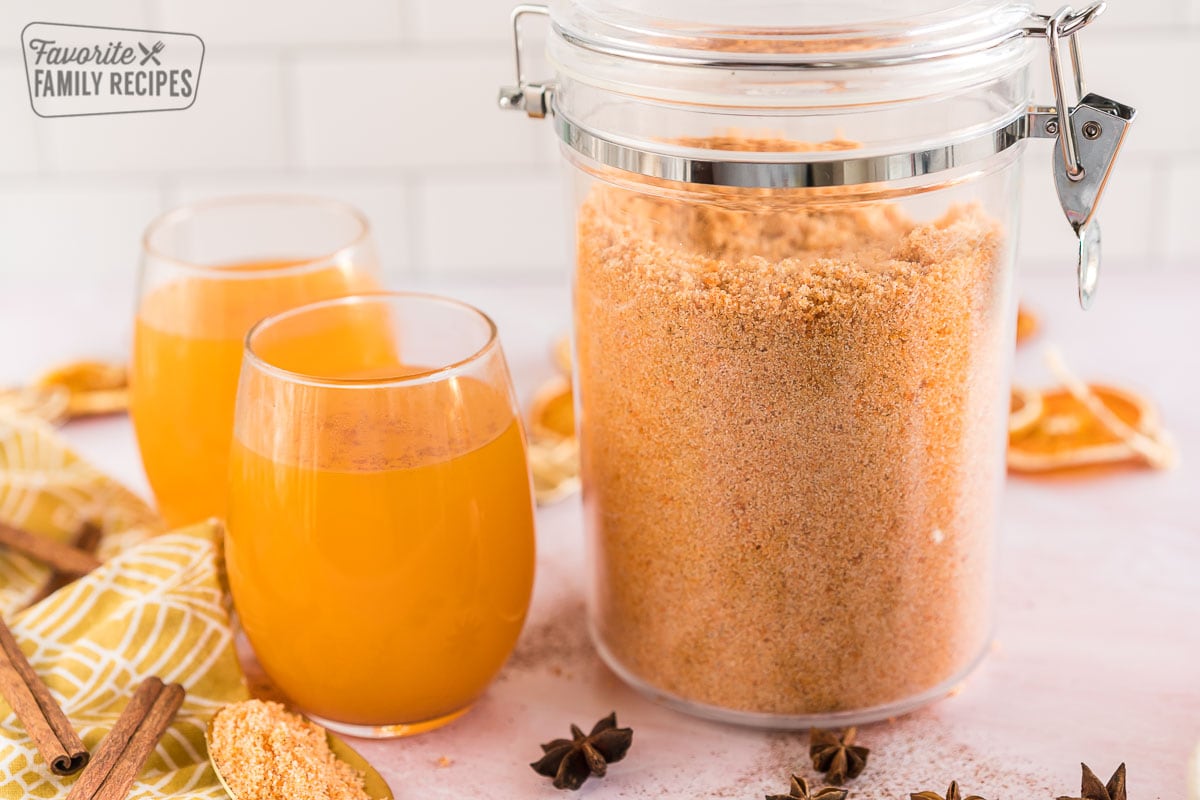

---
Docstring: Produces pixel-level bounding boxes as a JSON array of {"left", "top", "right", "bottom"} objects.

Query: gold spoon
[{"left": 206, "top": 708, "right": 394, "bottom": 799}]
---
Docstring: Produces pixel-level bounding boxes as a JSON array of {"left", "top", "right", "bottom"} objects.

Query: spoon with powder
[{"left": 206, "top": 700, "right": 393, "bottom": 800}]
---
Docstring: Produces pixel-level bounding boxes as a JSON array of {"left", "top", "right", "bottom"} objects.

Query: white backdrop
[{"left": 0, "top": 0, "right": 1195, "bottom": 286}]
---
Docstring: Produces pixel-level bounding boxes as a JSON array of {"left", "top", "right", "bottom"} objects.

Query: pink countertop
[{"left": 1, "top": 268, "right": 1197, "bottom": 798}]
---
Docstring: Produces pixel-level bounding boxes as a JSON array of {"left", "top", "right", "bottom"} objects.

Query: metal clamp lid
[
  {"left": 497, "top": 5, "right": 552, "bottom": 119},
  {"left": 498, "top": 2, "right": 1136, "bottom": 309},
  {"left": 1024, "top": 4, "right": 1136, "bottom": 308}
]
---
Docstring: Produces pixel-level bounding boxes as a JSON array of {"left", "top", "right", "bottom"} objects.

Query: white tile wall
[
  {"left": 165, "top": 175, "right": 413, "bottom": 275},
  {"left": 413, "top": 0, "right": 515, "bottom": 42},
  {"left": 38, "top": 56, "right": 289, "bottom": 173},
  {"left": 0, "top": 0, "right": 1197, "bottom": 283},
  {"left": 1164, "top": 159, "right": 1200, "bottom": 261},
  {"left": 155, "top": 0, "right": 406, "bottom": 46},
  {"left": 0, "top": 0, "right": 149, "bottom": 52},
  {"left": 0, "top": 59, "right": 38, "bottom": 174},
  {"left": 415, "top": 173, "right": 569, "bottom": 276},
  {"left": 291, "top": 51, "right": 547, "bottom": 169},
  {"left": 0, "top": 179, "right": 162, "bottom": 284},
  {"left": 1096, "top": 0, "right": 1184, "bottom": 29}
]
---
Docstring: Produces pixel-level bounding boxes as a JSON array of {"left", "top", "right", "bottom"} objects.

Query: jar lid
[
  {"left": 536, "top": 0, "right": 1041, "bottom": 191},
  {"left": 550, "top": 0, "right": 1034, "bottom": 69},
  {"left": 498, "top": 2, "right": 1136, "bottom": 308}
]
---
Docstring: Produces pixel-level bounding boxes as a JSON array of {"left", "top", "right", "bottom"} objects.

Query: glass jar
[{"left": 500, "top": 0, "right": 1133, "bottom": 726}]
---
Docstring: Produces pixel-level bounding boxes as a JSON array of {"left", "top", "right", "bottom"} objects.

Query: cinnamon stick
[
  {"left": 66, "top": 676, "right": 185, "bottom": 800},
  {"left": 0, "top": 615, "right": 88, "bottom": 775},
  {"left": 0, "top": 521, "right": 102, "bottom": 576},
  {"left": 26, "top": 521, "right": 105, "bottom": 608}
]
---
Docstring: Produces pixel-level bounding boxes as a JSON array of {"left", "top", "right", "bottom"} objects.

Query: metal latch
[
  {"left": 497, "top": 4, "right": 553, "bottom": 118},
  {"left": 1026, "top": 3, "right": 1137, "bottom": 309}
]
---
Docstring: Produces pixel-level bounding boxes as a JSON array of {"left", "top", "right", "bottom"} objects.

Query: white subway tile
[
  {"left": 0, "top": 1, "right": 1189, "bottom": 285},
  {"left": 154, "top": 0, "right": 403, "bottom": 46},
  {"left": 0, "top": 0, "right": 150, "bottom": 53},
  {"left": 165, "top": 175, "right": 412, "bottom": 276},
  {"left": 38, "top": 55, "right": 287, "bottom": 173},
  {"left": 0, "top": 60, "right": 38, "bottom": 174},
  {"left": 0, "top": 179, "right": 162, "bottom": 284},
  {"left": 413, "top": 0, "right": 513, "bottom": 42},
  {"left": 1092, "top": 0, "right": 1183, "bottom": 30},
  {"left": 1017, "top": 146, "right": 1159, "bottom": 271},
  {"left": 1163, "top": 159, "right": 1200, "bottom": 262},
  {"left": 415, "top": 173, "right": 568, "bottom": 275},
  {"left": 291, "top": 52, "right": 551, "bottom": 168}
]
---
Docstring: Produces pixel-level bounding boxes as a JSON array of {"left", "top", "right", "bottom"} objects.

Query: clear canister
[{"left": 501, "top": 0, "right": 1132, "bottom": 726}]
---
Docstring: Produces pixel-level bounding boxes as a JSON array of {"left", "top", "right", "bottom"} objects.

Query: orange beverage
[
  {"left": 132, "top": 197, "right": 378, "bottom": 527},
  {"left": 226, "top": 294, "right": 536, "bottom": 736},
  {"left": 132, "top": 261, "right": 373, "bottom": 526}
]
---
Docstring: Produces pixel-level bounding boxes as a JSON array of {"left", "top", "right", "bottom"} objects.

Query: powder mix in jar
[
  {"left": 579, "top": 179, "right": 1006, "bottom": 717},
  {"left": 500, "top": 0, "right": 1135, "bottom": 725}
]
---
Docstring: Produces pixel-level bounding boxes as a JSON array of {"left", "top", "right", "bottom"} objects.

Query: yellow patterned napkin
[
  {"left": 0, "top": 408, "right": 163, "bottom": 612},
  {"left": 0, "top": 523, "right": 248, "bottom": 798},
  {"left": 0, "top": 408, "right": 249, "bottom": 797}
]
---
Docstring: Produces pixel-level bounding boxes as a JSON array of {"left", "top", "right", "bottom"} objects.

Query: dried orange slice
[
  {"left": 35, "top": 360, "right": 128, "bottom": 419},
  {"left": 1008, "top": 383, "right": 1165, "bottom": 472},
  {"left": 1009, "top": 386, "right": 1043, "bottom": 436},
  {"left": 528, "top": 374, "right": 580, "bottom": 504},
  {"left": 528, "top": 437, "right": 581, "bottom": 505},
  {"left": 530, "top": 376, "right": 575, "bottom": 441},
  {"left": 0, "top": 385, "right": 70, "bottom": 425},
  {"left": 1016, "top": 305, "right": 1039, "bottom": 346}
]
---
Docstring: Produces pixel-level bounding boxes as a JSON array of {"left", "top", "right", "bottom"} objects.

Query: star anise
[
  {"left": 809, "top": 727, "right": 869, "bottom": 784},
  {"left": 911, "top": 780, "right": 986, "bottom": 800},
  {"left": 766, "top": 774, "right": 849, "bottom": 800},
  {"left": 530, "top": 712, "right": 633, "bottom": 791},
  {"left": 1057, "top": 763, "right": 1126, "bottom": 800}
]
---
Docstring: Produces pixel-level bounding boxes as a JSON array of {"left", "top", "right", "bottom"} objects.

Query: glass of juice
[
  {"left": 226, "top": 292, "right": 537, "bottom": 738},
  {"left": 132, "top": 196, "right": 379, "bottom": 527}
]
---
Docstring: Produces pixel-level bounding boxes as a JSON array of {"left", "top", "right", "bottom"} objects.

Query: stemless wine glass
[
  {"left": 131, "top": 196, "right": 379, "bottom": 527},
  {"left": 226, "top": 292, "right": 537, "bottom": 738}
]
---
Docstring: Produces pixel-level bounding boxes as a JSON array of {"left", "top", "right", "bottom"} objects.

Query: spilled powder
[
  {"left": 208, "top": 699, "right": 371, "bottom": 800},
  {"left": 609, "top": 710, "right": 1054, "bottom": 799},
  {"left": 505, "top": 598, "right": 593, "bottom": 674}
]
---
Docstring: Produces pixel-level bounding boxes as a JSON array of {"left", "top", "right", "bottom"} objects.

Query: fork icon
[{"left": 138, "top": 41, "right": 164, "bottom": 66}]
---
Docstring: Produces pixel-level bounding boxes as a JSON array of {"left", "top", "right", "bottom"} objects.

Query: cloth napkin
[
  {"left": 0, "top": 408, "right": 163, "bottom": 612},
  {"left": 0, "top": 409, "right": 248, "bottom": 798}
]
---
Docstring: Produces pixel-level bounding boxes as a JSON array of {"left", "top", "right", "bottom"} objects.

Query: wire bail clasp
[
  {"left": 498, "top": 4, "right": 554, "bottom": 118},
  {"left": 1027, "top": 3, "right": 1137, "bottom": 309}
]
